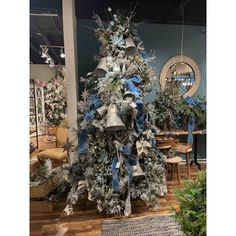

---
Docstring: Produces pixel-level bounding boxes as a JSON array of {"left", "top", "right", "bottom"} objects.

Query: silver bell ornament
[
  {"left": 124, "top": 37, "right": 138, "bottom": 56},
  {"left": 124, "top": 91, "right": 136, "bottom": 99},
  {"left": 105, "top": 104, "right": 125, "bottom": 131},
  {"left": 132, "top": 159, "right": 145, "bottom": 177},
  {"left": 94, "top": 57, "right": 108, "bottom": 77},
  {"left": 96, "top": 105, "right": 107, "bottom": 117}
]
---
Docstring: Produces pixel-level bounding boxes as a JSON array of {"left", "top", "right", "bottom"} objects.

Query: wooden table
[{"left": 157, "top": 129, "right": 206, "bottom": 170}]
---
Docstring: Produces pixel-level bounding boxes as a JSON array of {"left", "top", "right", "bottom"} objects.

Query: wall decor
[{"left": 160, "top": 55, "right": 201, "bottom": 97}]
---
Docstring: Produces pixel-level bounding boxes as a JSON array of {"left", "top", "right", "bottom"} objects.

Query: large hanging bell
[
  {"left": 94, "top": 57, "right": 108, "bottom": 77},
  {"left": 96, "top": 105, "right": 107, "bottom": 117},
  {"left": 105, "top": 104, "right": 125, "bottom": 131},
  {"left": 132, "top": 159, "right": 145, "bottom": 177},
  {"left": 124, "top": 38, "right": 138, "bottom": 56}
]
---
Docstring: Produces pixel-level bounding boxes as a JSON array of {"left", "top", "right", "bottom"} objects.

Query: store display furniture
[
  {"left": 37, "top": 122, "right": 68, "bottom": 167},
  {"left": 165, "top": 156, "right": 182, "bottom": 185},
  {"left": 174, "top": 143, "right": 192, "bottom": 179},
  {"left": 30, "top": 79, "right": 39, "bottom": 148},
  {"left": 157, "top": 139, "right": 182, "bottom": 185},
  {"left": 158, "top": 129, "right": 206, "bottom": 171}
]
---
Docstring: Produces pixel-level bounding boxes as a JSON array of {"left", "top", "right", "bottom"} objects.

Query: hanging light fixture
[
  {"left": 60, "top": 47, "right": 65, "bottom": 58},
  {"left": 180, "top": 5, "right": 185, "bottom": 63}
]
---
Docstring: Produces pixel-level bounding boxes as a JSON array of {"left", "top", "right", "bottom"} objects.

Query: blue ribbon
[
  {"left": 111, "top": 144, "right": 135, "bottom": 192},
  {"left": 140, "top": 51, "right": 148, "bottom": 59},
  {"left": 78, "top": 129, "right": 87, "bottom": 155},
  {"left": 112, "top": 156, "right": 121, "bottom": 192},
  {"left": 84, "top": 110, "right": 96, "bottom": 121},
  {"left": 123, "top": 158, "right": 132, "bottom": 188},
  {"left": 185, "top": 96, "right": 197, "bottom": 106},
  {"left": 123, "top": 75, "right": 142, "bottom": 98},
  {"left": 89, "top": 95, "right": 101, "bottom": 109},
  {"left": 150, "top": 128, "right": 157, "bottom": 149},
  {"left": 79, "top": 95, "right": 102, "bottom": 155},
  {"left": 135, "top": 98, "right": 144, "bottom": 133},
  {"left": 187, "top": 116, "right": 195, "bottom": 145}
]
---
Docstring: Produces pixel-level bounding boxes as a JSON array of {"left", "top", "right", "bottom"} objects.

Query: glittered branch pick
[
  {"left": 63, "top": 138, "right": 75, "bottom": 152},
  {"left": 81, "top": 89, "right": 90, "bottom": 101}
]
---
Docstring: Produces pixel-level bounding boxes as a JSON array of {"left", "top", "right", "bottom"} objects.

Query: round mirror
[{"left": 160, "top": 55, "right": 201, "bottom": 97}]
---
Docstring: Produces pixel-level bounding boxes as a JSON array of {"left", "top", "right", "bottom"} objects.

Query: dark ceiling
[{"left": 30, "top": 0, "right": 206, "bottom": 64}]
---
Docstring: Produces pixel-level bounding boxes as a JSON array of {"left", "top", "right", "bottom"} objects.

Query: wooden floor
[{"left": 30, "top": 135, "right": 206, "bottom": 236}]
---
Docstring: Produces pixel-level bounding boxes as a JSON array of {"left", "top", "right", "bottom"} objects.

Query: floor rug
[{"left": 101, "top": 214, "right": 184, "bottom": 236}]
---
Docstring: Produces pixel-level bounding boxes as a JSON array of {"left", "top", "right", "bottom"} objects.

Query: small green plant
[{"left": 174, "top": 171, "right": 206, "bottom": 236}]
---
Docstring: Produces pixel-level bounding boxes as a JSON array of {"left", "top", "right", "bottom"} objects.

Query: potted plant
[
  {"left": 173, "top": 171, "right": 206, "bottom": 236},
  {"left": 30, "top": 159, "right": 54, "bottom": 212}
]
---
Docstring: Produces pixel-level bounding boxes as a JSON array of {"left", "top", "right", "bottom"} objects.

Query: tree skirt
[{"left": 101, "top": 214, "right": 184, "bottom": 236}]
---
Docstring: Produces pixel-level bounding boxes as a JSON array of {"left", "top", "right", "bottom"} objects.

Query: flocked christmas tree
[{"left": 51, "top": 8, "right": 167, "bottom": 217}]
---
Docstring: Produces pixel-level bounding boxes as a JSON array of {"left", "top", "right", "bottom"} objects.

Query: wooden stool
[
  {"left": 174, "top": 143, "right": 192, "bottom": 179},
  {"left": 166, "top": 156, "right": 182, "bottom": 184}
]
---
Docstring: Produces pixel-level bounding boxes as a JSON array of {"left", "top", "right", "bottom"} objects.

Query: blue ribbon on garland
[
  {"left": 79, "top": 95, "right": 102, "bottom": 155},
  {"left": 123, "top": 75, "right": 142, "bottom": 98},
  {"left": 111, "top": 144, "right": 136, "bottom": 192},
  {"left": 184, "top": 96, "right": 196, "bottom": 145},
  {"left": 187, "top": 116, "right": 195, "bottom": 145},
  {"left": 135, "top": 98, "right": 144, "bottom": 133},
  {"left": 78, "top": 129, "right": 87, "bottom": 155},
  {"left": 112, "top": 156, "right": 121, "bottom": 191}
]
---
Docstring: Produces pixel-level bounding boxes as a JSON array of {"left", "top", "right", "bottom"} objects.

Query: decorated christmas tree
[{"left": 51, "top": 8, "right": 167, "bottom": 216}]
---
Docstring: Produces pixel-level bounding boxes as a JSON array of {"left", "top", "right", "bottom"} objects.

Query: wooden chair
[
  {"left": 173, "top": 143, "right": 192, "bottom": 179},
  {"left": 165, "top": 156, "right": 182, "bottom": 184},
  {"left": 37, "top": 121, "right": 68, "bottom": 167},
  {"left": 157, "top": 137, "right": 182, "bottom": 185}
]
